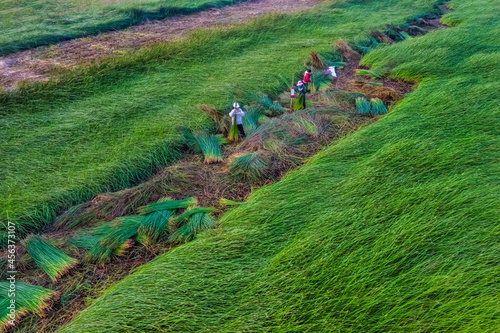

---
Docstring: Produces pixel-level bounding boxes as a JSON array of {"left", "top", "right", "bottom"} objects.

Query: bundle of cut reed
[
  {"left": 355, "top": 97, "right": 371, "bottom": 115},
  {"left": 85, "top": 215, "right": 143, "bottom": 264},
  {"left": 356, "top": 68, "right": 381, "bottom": 79},
  {"left": 370, "top": 98, "right": 388, "bottom": 115},
  {"left": 0, "top": 281, "right": 57, "bottom": 329},
  {"left": 219, "top": 198, "right": 243, "bottom": 207},
  {"left": 229, "top": 153, "right": 269, "bottom": 183},
  {"left": 139, "top": 197, "right": 196, "bottom": 215},
  {"left": 23, "top": 235, "right": 78, "bottom": 282},
  {"left": 169, "top": 207, "right": 217, "bottom": 243},
  {"left": 137, "top": 198, "right": 188, "bottom": 245},
  {"left": 67, "top": 223, "right": 114, "bottom": 250},
  {"left": 193, "top": 132, "right": 224, "bottom": 163},
  {"left": 356, "top": 66, "right": 391, "bottom": 79},
  {"left": 227, "top": 114, "right": 239, "bottom": 142},
  {"left": 293, "top": 93, "right": 306, "bottom": 111},
  {"left": 137, "top": 208, "right": 175, "bottom": 245}
]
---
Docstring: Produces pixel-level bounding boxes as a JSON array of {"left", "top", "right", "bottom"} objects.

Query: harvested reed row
[
  {"left": 67, "top": 197, "right": 216, "bottom": 263},
  {"left": 228, "top": 105, "right": 351, "bottom": 183}
]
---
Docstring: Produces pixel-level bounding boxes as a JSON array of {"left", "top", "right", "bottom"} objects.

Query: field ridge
[
  {"left": 0, "top": 0, "right": 250, "bottom": 57},
  {"left": 1, "top": 0, "right": 443, "bottom": 246},
  {"left": 55, "top": 0, "right": 500, "bottom": 331}
]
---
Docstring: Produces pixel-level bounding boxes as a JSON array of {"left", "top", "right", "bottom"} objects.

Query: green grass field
[
  {"left": 0, "top": 0, "right": 441, "bottom": 243},
  {"left": 56, "top": 0, "right": 500, "bottom": 331},
  {"left": 0, "top": 0, "right": 245, "bottom": 55}
]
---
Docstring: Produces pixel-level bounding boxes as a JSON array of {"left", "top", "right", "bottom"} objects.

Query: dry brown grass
[
  {"left": 309, "top": 51, "right": 328, "bottom": 69},
  {"left": 369, "top": 30, "right": 394, "bottom": 44},
  {"left": 333, "top": 38, "right": 361, "bottom": 62}
]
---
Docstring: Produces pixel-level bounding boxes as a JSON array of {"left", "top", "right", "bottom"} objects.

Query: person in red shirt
[{"left": 303, "top": 69, "right": 312, "bottom": 91}]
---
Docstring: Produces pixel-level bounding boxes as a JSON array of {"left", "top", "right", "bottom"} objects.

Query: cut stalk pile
[
  {"left": 85, "top": 215, "right": 143, "bottom": 264},
  {"left": 137, "top": 198, "right": 184, "bottom": 245},
  {"left": 138, "top": 197, "right": 196, "bottom": 215},
  {"left": 169, "top": 209, "right": 217, "bottom": 244},
  {"left": 229, "top": 153, "right": 269, "bottom": 183},
  {"left": 0, "top": 281, "right": 57, "bottom": 329},
  {"left": 23, "top": 235, "right": 78, "bottom": 282}
]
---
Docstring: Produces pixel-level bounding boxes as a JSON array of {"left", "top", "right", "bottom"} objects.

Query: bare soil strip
[{"left": 0, "top": 0, "right": 318, "bottom": 90}]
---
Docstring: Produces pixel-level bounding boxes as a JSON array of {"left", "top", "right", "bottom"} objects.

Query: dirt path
[{"left": 0, "top": 0, "right": 318, "bottom": 90}]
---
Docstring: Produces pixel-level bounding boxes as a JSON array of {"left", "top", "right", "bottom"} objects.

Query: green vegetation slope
[
  {"left": 57, "top": 0, "right": 500, "bottom": 331},
  {"left": 0, "top": 0, "right": 246, "bottom": 55},
  {"left": 0, "top": 0, "right": 440, "bottom": 243}
]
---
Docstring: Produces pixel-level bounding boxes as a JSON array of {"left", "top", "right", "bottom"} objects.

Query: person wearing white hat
[
  {"left": 296, "top": 81, "right": 307, "bottom": 109},
  {"left": 229, "top": 102, "right": 246, "bottom": 138}
]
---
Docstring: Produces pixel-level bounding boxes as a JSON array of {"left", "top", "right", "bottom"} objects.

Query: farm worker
[
  {"left": 303, "top": 69, "right": 313, "bottom": 89},
  {"left": 295, "top": 81, "right": 307, "bottom": 109},
  {"left": 229, "top": 102, "right": 246, "bottom": 138}
]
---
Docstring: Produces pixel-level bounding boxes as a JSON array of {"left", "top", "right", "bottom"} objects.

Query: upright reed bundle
[
  {"left": 370, "top": 98, "right": 388, "bottom": 115},
  {"left": 193, "top": 132, "right": 224, "bottom": 163},
  {"left": 228, "top": 116, "right": 239, "bottom": 142},
  {"left": 355, "top": 97, "right": 371, "bottom": 115}
]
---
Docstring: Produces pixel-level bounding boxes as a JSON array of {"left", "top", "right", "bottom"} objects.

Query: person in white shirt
[{"left": 229, "top": 102, "right": 246, "bottom": 138}]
